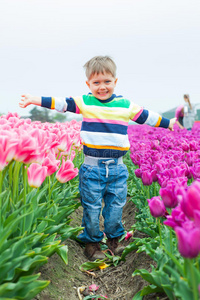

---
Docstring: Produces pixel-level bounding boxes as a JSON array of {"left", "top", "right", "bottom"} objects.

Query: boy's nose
[{"left": 99, "top": 84, "right": 106, "bottom": 90}]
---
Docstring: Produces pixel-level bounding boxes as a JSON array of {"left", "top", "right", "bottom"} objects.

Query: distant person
[
  {"left": 175, "top": 104, "right": 184, "bottom": 129},
  {"left": 19, "top": 55, "right": 176, "bottom": 261},
  {"left": 183, "top": 94, "right": 196, "bottom": 130}
]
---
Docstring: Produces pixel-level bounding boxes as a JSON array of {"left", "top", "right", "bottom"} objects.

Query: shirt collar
[{"left": 88, "top": 93, "right": 116, "bottom": 103}]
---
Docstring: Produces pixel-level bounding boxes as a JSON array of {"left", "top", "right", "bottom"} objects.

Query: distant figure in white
[{"left": 183, "top": 94, "right": 196, "bottom": 130}]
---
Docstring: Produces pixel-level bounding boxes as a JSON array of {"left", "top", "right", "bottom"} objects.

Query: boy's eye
[
  {"left": 105, "top": 80, "right": 111, "bottom": 84},
  {"left": 93, "top": 82, "right": 99, "bottom": 84}
]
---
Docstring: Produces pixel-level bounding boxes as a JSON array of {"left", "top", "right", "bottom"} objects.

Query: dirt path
[{"left": 34, "top": 200, "right": 167, "bottom": 300}]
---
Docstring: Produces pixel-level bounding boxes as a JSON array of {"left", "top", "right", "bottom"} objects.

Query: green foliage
[
  {"left": 27, "top": 107, "right": 68, "bottom": 123},
  {"left": 0, "top": 274, "right": 49, "bottom": 300},
  {"left": 0, "top": 150, "right": 84, "bottom": 299}
]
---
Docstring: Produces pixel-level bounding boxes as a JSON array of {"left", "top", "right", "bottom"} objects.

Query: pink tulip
[
  {"left": 175, "top": 226, "right": 200, "bottom": 258},
  {"left": 0, "top": 137, "right": 8, "bottom": 171},
  {"left": 0, "top": 133, "right": 19, "bottom": 170},
  {"left": 27, "top": 163, "right": 48, "bottom": 188},
  {"left": 125, "top": 231, "right": 133, "bottom": 240},
  {"left": 14, "top": 134, "right": 38, "bottom": 163},
  {"left": 56, "top": 157, "right": 78, "bottom": 183},
  {"left": 89, "top": 284, "right": 99, "bottom": 292},
  {"left": 57, "top": 132, "right": 73, "bottom": 153},
  {"left": 42, "top": 154, "right": 60, "bottom": 176},
  {"left": 147, "top": 197, "right": 166, "bottom": 218}
]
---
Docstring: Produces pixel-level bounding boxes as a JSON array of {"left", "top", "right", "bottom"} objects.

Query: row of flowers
[
  {"left": 0, "top": 113, "right": 83, "bottom": 300},
  {"left": 128, "top": 124, "right": 200, "bottom": 259},
  {"left": 0, "top": 112, "right": 82, "bottom": 185},
  {"left": 128, "top": 123, "right": 200, "bottom": 299}
]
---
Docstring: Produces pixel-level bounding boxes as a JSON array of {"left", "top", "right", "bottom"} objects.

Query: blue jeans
[{"left": 78, "top": 158, "right": 129, "bottom": 243}]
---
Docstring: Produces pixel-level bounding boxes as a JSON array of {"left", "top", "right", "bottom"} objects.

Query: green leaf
[
  {"left": 56, "top": 245, "right": 68, "bottom": 265},
  {"left": 133, "top": 269, "right": 157, "bottom": 285},
  {"left": 140, "top": 285, "right": 163, "bottom": 296},
  {"left": 79, "top": 260, "right": 107, "bottom": 272},
  {"left": 0, "top": 255, "right": 27, "bottom": 283},
  {"left": 0, "top": 274, "right": 50, "bottom": 299},
  {"left": 132, "top": 290, "right": 143, "bottom": 300},
  {"left": 120, "top": 240, "right": 139, "bottom": 261},
  {"left": 174, "top": 278, "right": 193, "bottom": 300}
]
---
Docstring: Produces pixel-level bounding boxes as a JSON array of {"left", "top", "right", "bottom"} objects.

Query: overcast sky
[{"left": 1, "top": 0, "right": 200, "bottom": 117}]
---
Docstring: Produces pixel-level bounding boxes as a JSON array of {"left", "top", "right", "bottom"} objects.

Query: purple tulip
[
  {"left": 190, "top": 163, "right": 200, "bottom": 180},
  {"left": 141, "top": 170, "right": 153, "bottom": 186},
  {"left": 181, "top": 181, "right": 200, "bottom": 219},
  {"left": 175, "top": 226, "right": 200, "bottom": 258},
  {"left": 163, "top": 205, "right": 188, "bottom": 229},
  {"left": 147, "top": 197, "right": 166, "bottom": 218},
  {"left": 189, "top": 140, "right": 198, "bottom": 151},
  {"left": 160, "top": 187, "right": 178, "bottom": 208},
  {"left": 181, "top": 142, "right": 190, "bottom": 152},
  {"left": 194, "top": 210, "right": 200, "bottom": 228},
  {"left": 134, "top": 168, "right": 142, "bottom": 178}
]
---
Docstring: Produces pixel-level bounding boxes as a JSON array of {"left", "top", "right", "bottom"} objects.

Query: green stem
[
  {"left": 146, "top": 185, "right": 150, "bottom": 199},
  {"left": 49, "top": 181, "right": 58, "bottom": 199},
  {"left": 163, "top": 246, "right": 184, "bottom": 276},
  {"left": 157, "top": 218, "right": 162, "bottom": 246},
  {"left": 12, "top": 161, "right": 22, "bottom": 204},
  {"left": 195, "top": 257, "right": 199, "bottom": 272},
  {"left": 169, "top": 223, "right": 173, "bottom": 254},
  {"left": 0, "top": 171, "right": 2, "bottom": 230},
  {"left": 187, "top": 258, "right": 198, "bottom": 300},
  {"left": 48, "top": 176, "right": 51, "bottom": 201},
  {"left": 22, "top": 164, "right": 27, "bottom": 233},
  {"left": 8, "top": 161, "right": 13, "bottom": 194}
]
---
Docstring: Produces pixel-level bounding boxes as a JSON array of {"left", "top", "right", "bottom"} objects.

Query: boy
[{"left": 19, "top": 55, "right": 175, "bottom": 261}]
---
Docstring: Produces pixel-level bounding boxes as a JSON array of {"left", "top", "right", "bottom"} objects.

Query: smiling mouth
[{"left": 98, "top": 92, "right": 108, "bottom": 95}]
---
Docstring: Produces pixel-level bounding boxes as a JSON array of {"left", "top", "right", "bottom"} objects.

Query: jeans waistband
[
  {"left": 84, "top": 156, "right": 123, "bottom": 178},
  {"left": 84, "top": 156, "right": 123, "bottom": 166}
]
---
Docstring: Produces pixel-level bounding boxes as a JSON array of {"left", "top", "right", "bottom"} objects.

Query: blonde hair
[
  {"left": 83, "top": 56, "right": 117, "bottom": 79},
  {"left": 184, "top": 94, "right": 192, "bottom": 110}
]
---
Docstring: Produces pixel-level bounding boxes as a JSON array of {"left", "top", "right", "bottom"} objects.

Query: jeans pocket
[
  {"left": 79, "top": 164, "right": 101, "bottom": 204},
  {"left": 115, "top": 164, "right": 129, "bottom": 201}
]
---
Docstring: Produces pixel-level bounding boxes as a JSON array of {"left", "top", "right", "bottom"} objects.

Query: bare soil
[{"left": 34, "top": 200, "right": 168, "bottom": 300}]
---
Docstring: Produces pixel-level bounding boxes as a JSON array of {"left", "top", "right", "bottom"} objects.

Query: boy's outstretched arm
[
  {"left": 168, "top": 118, "right": 176, "bottom": 131},
  {"left": 131, "top": 105, "right": 176, "bottom": 131},
  {"left": 19, "top": 94, "right": 41, "bottom": 108}
]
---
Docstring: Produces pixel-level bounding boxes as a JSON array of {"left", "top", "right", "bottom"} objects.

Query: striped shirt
[{"left": 41, "top": 93, "right": 170, "bottom": 158}]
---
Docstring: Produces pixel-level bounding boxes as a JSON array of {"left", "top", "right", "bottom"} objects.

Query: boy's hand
[
  {"left": 19, "top": 94, "right": 41, "bottom": 108},
  {"left": 168, "top": 118, "right": 176, "bottom": 131}
]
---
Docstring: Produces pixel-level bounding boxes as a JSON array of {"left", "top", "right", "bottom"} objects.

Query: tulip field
[
  {"left": 126, "top": 123, "right": 200, "bottom": 300},
  {"left": 0, "top": 113, "right": 83, "bottom": 299},
  {"left": 1, "top": 113, "right": 200, "bottom": 299}
]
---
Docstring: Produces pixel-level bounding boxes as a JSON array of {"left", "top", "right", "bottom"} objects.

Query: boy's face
[{"left": 86, "top": 72, "right": 118, "bottom": 100}]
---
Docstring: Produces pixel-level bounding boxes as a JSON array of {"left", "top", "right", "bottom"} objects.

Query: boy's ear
[
  {"left": 114, "top": 78, "right": 118, "bottom": 85},
  {"left": 86, "top": 81, "right": 90, "bottom": 88}
]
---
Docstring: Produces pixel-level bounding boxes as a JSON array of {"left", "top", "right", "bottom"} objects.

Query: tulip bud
[{"left": 147, "top": 197, "right": 166, "bottom": 218}]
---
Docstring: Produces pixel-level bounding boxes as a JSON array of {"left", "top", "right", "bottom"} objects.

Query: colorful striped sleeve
[
  {"left": 41, "top": 97, "right": 81, "bottom": 114},
  {"left": 134, "top": 109, "right": 170, "bottom": 128}
]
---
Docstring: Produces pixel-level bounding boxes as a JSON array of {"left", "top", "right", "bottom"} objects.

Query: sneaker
[
  {"left": 84, "top": 242, "right": 105, "bottom": 261},
  {"left": 106, "top": 237, "right": 125, "bottom": 256}
]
